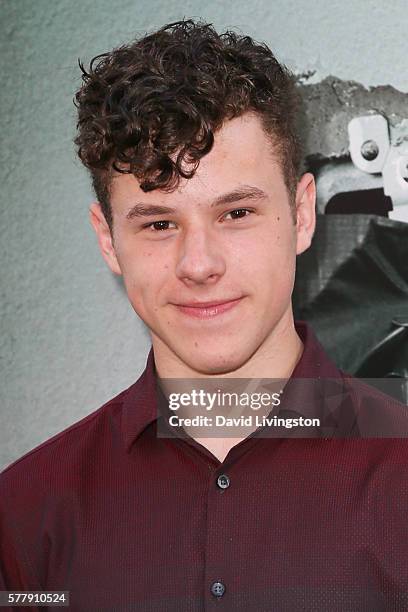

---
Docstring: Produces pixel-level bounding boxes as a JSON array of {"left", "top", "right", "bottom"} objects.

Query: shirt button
[
  {"left": 217, "top": 474, "right": 230, "bottom": 489},
  {"left": 211, "top": 581, "right": 226, "bottom": 598}
]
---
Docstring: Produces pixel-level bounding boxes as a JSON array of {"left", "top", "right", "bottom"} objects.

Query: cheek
[
  {"left": 231, "top": 226, "right": 294, "bottom": 270},
  {"left": 124, "top": 252, "right": 171, "bottom": 305},
  {"left": 235, "top": 231, "right": 296, "bottom": 299}
]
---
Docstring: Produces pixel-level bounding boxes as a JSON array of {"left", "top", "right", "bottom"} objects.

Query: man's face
[{"left": 91, "top": 113, "right": 315, "bottom": 375}]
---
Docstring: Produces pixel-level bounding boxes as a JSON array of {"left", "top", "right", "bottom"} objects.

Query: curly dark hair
[{"left": 74, "top": 19, "right": 302, "bottom": 231}]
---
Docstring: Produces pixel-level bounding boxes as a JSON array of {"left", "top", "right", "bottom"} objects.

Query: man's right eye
[{"left": 143, "top": 220, "right": 176, "bottom": 231}]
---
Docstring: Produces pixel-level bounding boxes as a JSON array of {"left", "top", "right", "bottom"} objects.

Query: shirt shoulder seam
[{"left": 0, "top": 385, "right": 133, "bottom": 477}]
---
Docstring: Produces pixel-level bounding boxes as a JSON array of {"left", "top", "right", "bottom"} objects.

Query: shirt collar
[
  {"left": 290, "top": 320, "right": 340, "bottom": 379},
  {"left": 121, "top": 321, "right": 342, "bottom": 451}
]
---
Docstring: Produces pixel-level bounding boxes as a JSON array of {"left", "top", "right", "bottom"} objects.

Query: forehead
[{"left": 109, "top": 113, "right": 283, "bottom": 210}]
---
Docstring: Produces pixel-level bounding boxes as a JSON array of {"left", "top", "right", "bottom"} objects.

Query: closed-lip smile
[{"left": 173, "top": 297, "right": 243, "bottom": 319}]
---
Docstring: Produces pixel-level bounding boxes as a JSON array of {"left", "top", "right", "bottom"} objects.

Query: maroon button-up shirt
[{"left": 1, "top": 322, "right": 408, "bottom": 611}]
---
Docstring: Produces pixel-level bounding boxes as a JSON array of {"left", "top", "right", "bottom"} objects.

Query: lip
[{"left": 174, "top": 297, "right": 243, "bottom": 319}]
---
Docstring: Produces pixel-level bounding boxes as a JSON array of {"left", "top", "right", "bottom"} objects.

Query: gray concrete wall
[{"left": 1, "top": 0, "right": 407, "bottom": 470}]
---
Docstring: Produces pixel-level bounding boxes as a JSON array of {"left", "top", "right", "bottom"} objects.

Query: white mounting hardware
[{"left": 348, "top": 114, "right": 408, "bottom": 222}]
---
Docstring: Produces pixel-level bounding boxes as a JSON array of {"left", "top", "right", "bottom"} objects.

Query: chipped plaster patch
[{"left": 297, "top": 76, "right": 408, "bottom": 160}]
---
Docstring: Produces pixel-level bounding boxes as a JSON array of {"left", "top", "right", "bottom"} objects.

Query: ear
[
  {"left": 295, "top": 172, "right": 316, "bottom": 256},
  {"left": 89, "top": 202, "right": 122, "bottom": 275}
]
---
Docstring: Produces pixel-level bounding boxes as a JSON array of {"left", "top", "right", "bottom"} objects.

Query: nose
[{"left": 175, "top": 226, "right": 226, "bottom": 285}]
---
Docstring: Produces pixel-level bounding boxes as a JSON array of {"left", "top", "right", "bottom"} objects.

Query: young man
[{"left": 1, "top": 19, "right": 408, "bottom": 611}]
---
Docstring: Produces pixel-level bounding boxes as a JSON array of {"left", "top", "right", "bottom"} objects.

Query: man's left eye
[{"left": 223, "top": 208, "right": 252, "bottom": 220}]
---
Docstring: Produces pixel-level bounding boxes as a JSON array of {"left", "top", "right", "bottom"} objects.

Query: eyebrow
[{"left": 125, "top": 185, "right": 267, "bottom": 220}]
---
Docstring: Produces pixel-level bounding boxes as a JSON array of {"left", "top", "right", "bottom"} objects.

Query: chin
[{"left": 183, "top": 349, "right": 251, "bottom": 376}]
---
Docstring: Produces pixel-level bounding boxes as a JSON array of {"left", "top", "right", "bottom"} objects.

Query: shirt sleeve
[
  {"left": 0, "top": 499, "right": 27, "bottom": 589},
  {"left": 0, "top": 476, "right": 43, "bottom": 601}
]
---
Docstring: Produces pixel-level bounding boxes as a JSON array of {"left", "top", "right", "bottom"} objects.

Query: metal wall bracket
[{"left": 348, "top": 114, "right": 408, "bottom": 222}]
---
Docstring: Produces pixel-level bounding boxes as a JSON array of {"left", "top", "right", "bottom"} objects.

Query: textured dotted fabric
[{"left": 1, "top": 322, "right": 408, "bottom": 611}]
